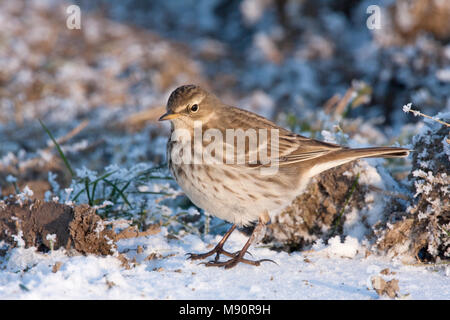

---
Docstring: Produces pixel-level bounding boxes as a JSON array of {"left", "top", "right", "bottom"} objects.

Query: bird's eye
[{"left": 190, "top": 104, "right": 199, "bottom": 113}]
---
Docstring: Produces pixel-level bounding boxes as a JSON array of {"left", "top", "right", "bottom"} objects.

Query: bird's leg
[
  {"left": 186, "top": 224, "right": 237, "bottom": 261},
  {"left": 202, "top": 213, "right": 276, "bottom": 269}
]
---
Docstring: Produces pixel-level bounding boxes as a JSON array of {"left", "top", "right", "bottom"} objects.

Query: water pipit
[{"left": 159, "top": 85, "right": 410, "bottom": 269}]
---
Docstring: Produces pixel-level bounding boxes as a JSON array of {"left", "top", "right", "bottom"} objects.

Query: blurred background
[{"left": 0, "top": 0, "right": 449, "bottom": 199}]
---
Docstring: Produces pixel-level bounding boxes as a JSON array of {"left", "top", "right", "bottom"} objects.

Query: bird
[{"left": 159, "top": 84, "right": 410, "bottom": 269}]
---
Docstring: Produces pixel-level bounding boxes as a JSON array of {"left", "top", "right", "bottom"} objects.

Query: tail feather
[
  {"left": 335, "top": 147, "right": 411, "bottom": 160},
  {"left": 307, "top": 147, "right": 411, "bottom": 178}
]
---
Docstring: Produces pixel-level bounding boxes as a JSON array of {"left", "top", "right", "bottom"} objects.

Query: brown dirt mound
[
  {"left": 390, "top": 0, "right": 450, "bottom": 42},
  {"left": 263, "top": 162, "right": 374, "bottom": 251},
  {"left": 0, "top": 199, "right": 116, "bottom": 255},
  {"left": 376, "top": 124, "right": 450, "bottom": 261}
]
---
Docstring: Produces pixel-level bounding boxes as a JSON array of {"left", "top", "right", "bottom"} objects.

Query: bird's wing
[
  {"left": 273, "top": 134, "right": 342, "bottom": 166},
  {"left": 205, "top": 106, "right": 342, "bottom": 168}
]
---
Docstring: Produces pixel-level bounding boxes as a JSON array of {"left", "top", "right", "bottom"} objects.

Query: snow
[
  {"left": 402, "top": 103, "right": 412, "bottom": 113},
  {"left": 320, "top": 236, "right": 361, "bottom": 259},
  {"left": 0, "top": 229, "right": 448, "bottom": 299}
]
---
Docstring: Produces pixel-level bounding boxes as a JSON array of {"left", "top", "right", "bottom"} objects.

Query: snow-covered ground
[{"left": 1, "top": 228, "right": 448, "bottom": 299}]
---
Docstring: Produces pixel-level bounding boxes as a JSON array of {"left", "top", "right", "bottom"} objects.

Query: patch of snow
[{"left": 1, "top": 230, "right": 448, "bottom": 299}]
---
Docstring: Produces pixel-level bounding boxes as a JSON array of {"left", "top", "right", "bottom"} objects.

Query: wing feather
[{"left": 203, "top": 105, "right": 342, "bottom": 168}]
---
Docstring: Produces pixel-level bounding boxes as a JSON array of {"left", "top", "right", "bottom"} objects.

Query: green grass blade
[
  {"left": 104, "top": 179, "right": 133, "bottom": 209},
  {"left": 72, "top": 188, "right": 86, "bottom": 202},
  {"left": 333, "top": 172, "right": 360, "bottom": 232},
  {"left": 39, "top": 119, "right": 74, "bottom": 177},
  {"left": 132, "top": 191, "right": 172, "bottom": 196},
  {"left": 84, "top": 178, "right": 92, "bottom": 206},
  {"left": 71, "top": 170, "right": 118, "bottom": 202}
]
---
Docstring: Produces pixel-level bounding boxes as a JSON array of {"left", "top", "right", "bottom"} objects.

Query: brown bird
[{"left": 159, "top": 85, "right": 410, "bottom": 269}]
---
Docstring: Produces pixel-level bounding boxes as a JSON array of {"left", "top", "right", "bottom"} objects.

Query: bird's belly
[{"left": 170, "top": 163, "right": 298, "bottom": 226}]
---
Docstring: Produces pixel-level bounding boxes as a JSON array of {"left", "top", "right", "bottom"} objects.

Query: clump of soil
[
  {"left": 371, "top": 275, "right": 400, "bottom": 299},
  {"left": 388, "top": 0, "right": 450, "bottom": 43},
  {"left": 263, "top": 162, "right": 377, "bottom": 251},
  {"left": 0, "top": 199, "right": 116, "bottom": 255},
  {"left": 376, "top": 124, "right": 450, "bottom": 261},
  {"left": 0, "top": 157, "right": 68, "bottom": 201},
  {"left": 1, "top": 180, "right": 51, "bottom": 201}
]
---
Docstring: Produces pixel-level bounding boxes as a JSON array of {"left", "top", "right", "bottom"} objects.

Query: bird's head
[{"left": 159, "top": 85, "right": 218, "bottom": 127}]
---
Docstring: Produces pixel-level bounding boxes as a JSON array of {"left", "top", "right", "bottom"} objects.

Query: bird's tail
[
  {"left": 334, "top": 147, "right": 411, "bottom": 160},
  {"left": 307, "top": 147, "right": 411, "bottom": 178}
]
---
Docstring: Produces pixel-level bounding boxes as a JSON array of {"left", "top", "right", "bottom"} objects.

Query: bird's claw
[{"left": 200, "top": 256, "right": 277, "bottom": 269}]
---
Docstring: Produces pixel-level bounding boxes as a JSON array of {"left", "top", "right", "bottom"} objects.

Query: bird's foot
[
  {"left": 187, "top": 247, "right": 254, "bottom": 262},
  {"left": 186, "top": 246, "right": 235, "bottom": 261},
  {"left": 200, "top": 256, "right": 277, "bottom": 269}
]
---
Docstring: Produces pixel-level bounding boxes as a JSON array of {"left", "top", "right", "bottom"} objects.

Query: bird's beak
[{"left": 158, "top": 112, "right": 180, "bottom": 121}]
